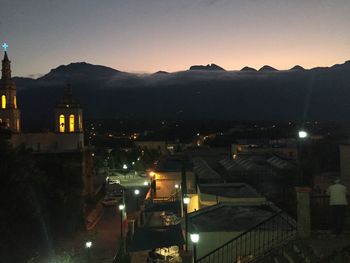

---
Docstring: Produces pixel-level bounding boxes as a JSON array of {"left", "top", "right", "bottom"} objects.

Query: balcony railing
[{"left": 196, "top": 211, "right": 296, "bottom": 263}]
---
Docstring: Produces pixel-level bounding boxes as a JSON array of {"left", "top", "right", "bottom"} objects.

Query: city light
[
  {"left": 85, "top": 241, "right": 92, "bottom": 248},
  {"left": 143, "top": 181, "right": 149, "bottom": 186},
  {"left": 134, "top": 189, "right": 140, "bottom": 195},
  {"left": 298, "top": 130, "right": 308, "bottom": 139},
  {"left": 183, "top": 196, "right": 190, "bottom": 204},
  {"left": 175, "top": 184, "right": 179, "bottom": 189},
  {"left": 149, "top": 171, "right": 155, "bottom": 177},
  {"left": 122, "top": 164, "right": 128, "bottom": 170},
  {"left": 119, "top": 204, "right": 125, "bottom": 210}
]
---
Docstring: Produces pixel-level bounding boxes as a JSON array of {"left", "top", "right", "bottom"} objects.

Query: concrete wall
[{"left": 11, "top": 132, "right": 84, "bottom": 153}]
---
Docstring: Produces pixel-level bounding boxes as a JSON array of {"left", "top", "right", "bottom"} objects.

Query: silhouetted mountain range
[
  {"left": 259, "top": 65, "right": 277, "bottom": 72},
  {"left": 13, "top": 60, "right": 350, "bottom": 131},
  {"left": 189, "top": 64, "right": 225, "bottom": 71},
  {"left": 240, "top": 66, "right": 257, "bottom": 72}
]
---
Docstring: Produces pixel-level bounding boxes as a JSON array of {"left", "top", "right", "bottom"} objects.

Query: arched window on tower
[
  {"left": 59, "top": 114, "right": 65, "bottom": 133},
  {"left": 13, "top": 96, "right": 17, "bottom": 109},
  {"left": 69, "top": 114, "right": 75, "bottom": 132},
  {"left": 1, "top": 95, "right": 6, "bottom": 109}
]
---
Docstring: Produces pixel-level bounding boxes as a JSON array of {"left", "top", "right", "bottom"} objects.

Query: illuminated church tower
[
  {"left": 54, "top": 85, "right": 83, "bottom": 134},
  {"left": 0, "top": 44, "right": 20, "bottom": 132}
]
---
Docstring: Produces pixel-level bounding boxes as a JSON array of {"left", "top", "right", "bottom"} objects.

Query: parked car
[{"left": 102, "top": 197, "right": 119, "bottom": 207}]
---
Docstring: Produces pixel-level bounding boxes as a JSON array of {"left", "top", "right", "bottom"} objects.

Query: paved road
[{"left": 87, "top": 176, "right": 149, "bottom": 262}]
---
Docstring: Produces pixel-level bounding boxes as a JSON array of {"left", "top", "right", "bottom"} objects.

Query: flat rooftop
[{"left": 188, "top": 203, "right": 278, "bottom": 232}]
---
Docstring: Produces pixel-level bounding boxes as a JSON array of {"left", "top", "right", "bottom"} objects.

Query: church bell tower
[
  {"left": 0, "top": 43, "right": 20, "bottom": 133},
  {"left": 54, "top": 85, "right": 83, "bottom": 134}
]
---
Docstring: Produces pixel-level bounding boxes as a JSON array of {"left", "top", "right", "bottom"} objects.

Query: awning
[{"left": 128, "top": 224, "right": 185, "bottom": 252}]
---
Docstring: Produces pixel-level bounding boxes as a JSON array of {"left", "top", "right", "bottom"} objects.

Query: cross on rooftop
[{"left": 2, "top": 43, "right": 8, "bottom": 52}]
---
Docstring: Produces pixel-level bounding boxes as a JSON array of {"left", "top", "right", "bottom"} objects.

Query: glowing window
[
  {"left": 59, "top": 115, "right": 65, "bottom": 133},
  {"left": 69, "top": 114, "right": 75, "bottom": 132},
  {"left": 1, "top": 95, "right": 6, "bottom": 109},
  {"left": 13, "top": 96, "right": 17, "bottom": 109}
]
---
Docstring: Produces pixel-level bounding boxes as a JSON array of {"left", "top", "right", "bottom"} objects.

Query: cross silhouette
[{"left": 2, "top": 43, "right": 8, "bottom": 52}]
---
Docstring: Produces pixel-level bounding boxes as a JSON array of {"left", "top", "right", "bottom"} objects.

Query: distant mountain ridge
[
  {"left": 12, "top": 59, "right": 350, "bottom": 131},
  {"left": 189, "top": 63, "right": 225, "bottom": 71}
]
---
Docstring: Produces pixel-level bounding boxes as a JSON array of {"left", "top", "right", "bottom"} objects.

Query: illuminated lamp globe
[
  {"left": 190, "top": 233, "right": 199, "bottom": 243},
  {"left": 183, "top": 197, "right": 190, "bottom": 204},
  {"left": 119, "top": 204, "right": 125, "bottom": 210},
  {"left": 298, "top": 130, "right": 308, "bottom": 139},
  {"left": 85, "top": 241, "right": 92, "bottom": 248}
]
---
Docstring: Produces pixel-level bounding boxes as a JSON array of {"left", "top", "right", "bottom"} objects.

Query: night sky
[{"left": 1, "top": 0, "right": 349, "bottom": 77}]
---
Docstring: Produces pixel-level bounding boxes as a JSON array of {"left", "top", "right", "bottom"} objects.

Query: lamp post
[
  {"left": 118, "top": 203, "right": 125, "bottom": 249},
  {"left": 85, "top": 241, "right": 92, "bottom": 263},
  {"left": 190, "top": 233, "right": 199, "bottom": 263},
  {"left": 183, "top": 196, "right": 190, "bottom": 251},
  {"left": 134, "top": 189, "right": 140, "bottom": 208},
  {"left": 297, "top": 130, "right": 308, "bottom": 186}
]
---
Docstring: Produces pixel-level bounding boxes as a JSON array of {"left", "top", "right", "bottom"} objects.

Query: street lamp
[
  {"left": 143, "top": 181, "right": 149, "bottom": 186},
  {"left": 183, "top": 196, "right": 190, "bottom": 251},
  {"left": 297, "top": 129, "right": 308, "bottom": 186},
  {"left": 175, "top": 184, "right": 179, "bottom": 189},
  {"left": 190, "top": 233, "right": 199, "bottom": 263},
  {"left": 119, "top": 203, "right": 125, "bottom": 248},
  {"left": 134, "top": 189, "right": 140, "bottom": 208},
  {"left": 298, "top": 130, "right": 308, "bottom": 139},
  {"left": 85, "top": 241, "right": 92, "bottom": 262}
]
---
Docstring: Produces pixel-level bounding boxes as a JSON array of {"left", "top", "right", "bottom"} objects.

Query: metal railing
[{"left": 196, "top": 211, "right": 296, "bottom": 263}]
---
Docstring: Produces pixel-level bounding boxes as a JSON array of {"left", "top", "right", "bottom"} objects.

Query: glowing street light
[
  {"left": 143, "top": 181, "right": 149, "bottom": 186},
  {"left": 122, "top": 164, "right": 128, "bottom": 170},
  {"left": 298, "top": 130, "right": 308, "bottom": 139},
  {"left": 190, "top": 233, "right": 199, "bottom": 243},
  {"left": 85, "top": 241, "right": 92, "bottom": 248},
  {"left": 183, "top": 196, "right": 190, "bottom": 204},
  {"left": 134, "top": 189, "right": 140, "bottom": 195},
  {"left": 119, "top": 204, "right": 125, "bottom": 211},
  {"left": 175, "top": 184, "right": 179, "bottom": 189}
]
